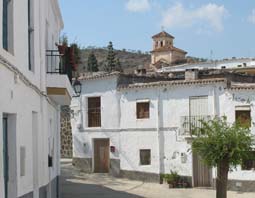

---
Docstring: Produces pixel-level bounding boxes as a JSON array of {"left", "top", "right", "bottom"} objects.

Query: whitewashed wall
[
  {"left": 0, "top": 0, "right": 63, "bottom": 197},
  {"left": 72, "top": 75, "right": 255, "bottom": 183},
  {"left": 71, "top": 76, "right": 121, "bottom": 170}
]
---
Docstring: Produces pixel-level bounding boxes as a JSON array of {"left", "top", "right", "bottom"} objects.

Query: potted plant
[
  {"left": 164, "top": 174, "right": 174, "bottom": 188},
  {"left": 57, "top": 34, "right": 68, "bottom": 54},
  {"left": 166, "top": 171, "right": 181, "bottom": 188},
  {"left": 57, "top": 44, "right": 67, "bottom": 55},
  {"left": 159, "top": 173, "right": 164, "bottom": 184}
]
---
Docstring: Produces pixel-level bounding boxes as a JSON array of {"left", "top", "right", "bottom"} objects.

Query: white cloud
[
  {"left": 126, "top": 0, "right": 150, "bottom": 12},
  {"left": 248, "top": 9, "right": 255, "bottom": 24},
  {"left": 161, "top": 3, "right": 228, "bottom": 32}
]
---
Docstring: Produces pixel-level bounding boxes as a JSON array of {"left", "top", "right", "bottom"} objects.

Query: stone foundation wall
[
  {"left": 73, "top": 157, "right": 93, "bottom": 173},
  {"left": 120, "top": 170, "right": 160, "bottom": 183},
  {"left": 110, "top": 159, "right": 120, "bottom": 177},
  {"left": 213, "top": 179, "right": 255, "bottom": 192},
  {"left": 61, "top": 106, "right": 73, "bottom": 158}
]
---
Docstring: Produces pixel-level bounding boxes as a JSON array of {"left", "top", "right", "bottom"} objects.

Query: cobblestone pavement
[{"left": 60, "top": 159, "right": 255, "bottom": 198}]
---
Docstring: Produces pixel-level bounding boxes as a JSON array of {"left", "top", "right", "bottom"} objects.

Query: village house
[
  {"left": 71, "top": 70, "right": 255, "bottom": 192},
  {"left": 0, "top": 0, "right": 73, "bottom": 198},
  {"left": 71, "top": 31, "right": 255, "bottom": 192}
]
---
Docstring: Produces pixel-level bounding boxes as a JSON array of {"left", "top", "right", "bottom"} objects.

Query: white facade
[
  {"left": 158, "top": 58, "right": 255, "bottom": 73},
  {"left": 71, "top": 73, "right": 255, "bottom": 190},
  {"left": 0, "top": 0, "right": 72, "bottom": 198}
]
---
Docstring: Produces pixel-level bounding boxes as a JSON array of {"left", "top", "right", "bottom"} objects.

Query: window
[
  {"left": 235, "top": 110, "right": 251, "bottom": 128},
  {"left": 136, "top": 101, "right": 150, "bottom": 119},
  {"left": 28, "top": 0, "right": 34, "bottom": 71},
  {"left": 3, "top": 0, "right": 13, "bottom": 51},
  {"left": 88, "top": 97, "right": 101, "bottom": 127},
  {"left": 140, "top": 149, "right": 151, "bottom": 165},
  {"left": 242, "top": 151, "right": 255, "bottom": 170}
]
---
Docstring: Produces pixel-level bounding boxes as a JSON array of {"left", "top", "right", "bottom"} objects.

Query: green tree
[
  {"left": 105, "top": 41, "right": 116, "bottom": 72},
  {"left": 192, "top": 116, "right": 254, "bottom": 198},
  {"left": 115, "top": 58, "right": 123, "bottom": 72},
  {"left": 87, "top": 52, "right": 99, "bottom": 72}
]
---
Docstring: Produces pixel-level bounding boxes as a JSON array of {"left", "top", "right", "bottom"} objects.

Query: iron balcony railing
[
  {"left": 180, "top": 115, "right": 212, "bottom": 136},
  {"left": 46, "top": 50, "right": 65, "bottom": 74},
  {"left": 46, "top": 50, "right": 72, "bottom": 83}
]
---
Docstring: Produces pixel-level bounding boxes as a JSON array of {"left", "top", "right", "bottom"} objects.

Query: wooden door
[
  {"left": 94, "top": 139, "right": 109, "bottom": 173},
  {"left": 193, "top": 153, "right": 212, "bottom": 187}
]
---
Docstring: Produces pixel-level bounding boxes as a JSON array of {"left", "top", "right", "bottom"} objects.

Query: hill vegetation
[
  {"left": 77, "top": 47, "right": 151, "bottom": 73},
  {"left": 76, "top": 46, "right": 208, "bottom": 74}
]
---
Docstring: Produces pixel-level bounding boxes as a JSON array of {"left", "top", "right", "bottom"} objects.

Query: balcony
[
  {"left": 46, "top": 50, "right": 74, "bottom": 105},
  {"left": 180, "top": 115, "right": 211, "bottom": 136}
]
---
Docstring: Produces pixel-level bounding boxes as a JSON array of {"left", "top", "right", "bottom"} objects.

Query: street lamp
[{"left": 73, "top": 79, "right": 81, "bottom": 97}]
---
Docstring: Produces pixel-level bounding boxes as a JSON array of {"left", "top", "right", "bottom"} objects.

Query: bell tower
[{"left": 151, "top": 31, "right": 187, "bottom": 66}]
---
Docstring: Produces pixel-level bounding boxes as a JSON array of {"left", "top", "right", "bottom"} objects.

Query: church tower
[{"left": 151, "top": 31, "right": 187, "bottom": 67}]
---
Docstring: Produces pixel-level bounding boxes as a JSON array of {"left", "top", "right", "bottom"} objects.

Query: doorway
[
  {"left": 2, "top": 114, "right": 17, "bottom": 198},
  {"left": 192, "top": 153, "right": 212, "bottom": 187},
  {"left": 94, "top": 139, "right": 109, "bottom": 173},
  {"left": 3, "top": 116, "right": 8, "bottom": 198}
]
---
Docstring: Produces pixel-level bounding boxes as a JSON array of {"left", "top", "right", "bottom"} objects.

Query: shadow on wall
[{"left": 61, "top": 179, "right": 144, "bottom": 198}]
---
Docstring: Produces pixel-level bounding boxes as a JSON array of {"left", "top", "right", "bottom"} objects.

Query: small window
[
  {"left": 221, "top": 66, "right": 226, "bottom": 69},
  {"left": 136, "top": 101, "right": 150, "bottom": 119},
  {"left": 235, "top": 110, "right": 251, "bottom": 128},
  {"left": 140, "top": 149, "right": 151, "bottom": 165},
  {"left": 3, "top": 0, "right": 13, "bottom": 52},
  {"left": 88, "top": 97, "right": 101, "bottom": 127},
  {"left": 237, "top": 65, "right": 242, "bottom": 68},
  {"left": 242, "top": 151, "right": 255, "bottom": 170}
]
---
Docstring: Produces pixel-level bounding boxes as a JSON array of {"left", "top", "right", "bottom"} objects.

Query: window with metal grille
[
  {"left": 140, "top": 149, "right": 151, "bottom": 165},
  {"left": 88, "top": 97, "right": 101, "bottom": 127},
  {"left": 136, "top": 102, "right": 150, "bottom": 119},
  {"left": 235, "top": 110, "right": 251, "bottom": 128},
  {"left": 242, "top": 151, "right": 255, "bottom": 170}
]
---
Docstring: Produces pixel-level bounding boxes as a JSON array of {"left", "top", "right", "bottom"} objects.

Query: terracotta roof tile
[
  {"left": 152, "top": 31, "right": 175, "bottom": 39},
  {"left": 118, "top": 78, "right": 226, "bottom": 90},
  {"left": 151, "top": 46, "right": 187, "bottom": 54}
]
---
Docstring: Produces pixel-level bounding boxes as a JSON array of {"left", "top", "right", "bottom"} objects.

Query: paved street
[{"left": 60, "top": 159, "right": 255, "bottom": 198}]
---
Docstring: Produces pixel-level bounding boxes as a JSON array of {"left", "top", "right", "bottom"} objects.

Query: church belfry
[{"left": 151, "top": 31, "right": 187, "bottom": 67}]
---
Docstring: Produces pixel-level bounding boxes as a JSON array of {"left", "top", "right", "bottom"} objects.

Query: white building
[
  {"left": 0, "top": 0, "right": 73, "bottom": 198},
  {"left": 71, "top": 71, "right": 255, "bottom": 191},
  {"left": 157, "top": 58, "right": 255, "bottom": 75}
]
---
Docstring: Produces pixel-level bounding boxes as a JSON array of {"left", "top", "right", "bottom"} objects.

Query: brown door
[
  {"left": 94, "top": 139, "right": 109, "bottom": 173},
  {"left": 193, "top": 153, "right": 212, "bottom": 187}
]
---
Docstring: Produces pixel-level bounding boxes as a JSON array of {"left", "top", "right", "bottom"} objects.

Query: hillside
[
  {"left": 77, "top": 47, "right": 208, "bottom": 74},
  {"left": 77, "top": 47, "right": 151, "bottom": 73}
]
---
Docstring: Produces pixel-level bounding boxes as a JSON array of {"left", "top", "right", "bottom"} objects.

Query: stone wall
[{"left": 61, "top": 106, "right": 73, "bottom": 158}]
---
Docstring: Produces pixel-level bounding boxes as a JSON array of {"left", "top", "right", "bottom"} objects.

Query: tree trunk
[{"left": 216, "top": 159, "right": 229, "bottom": 198}]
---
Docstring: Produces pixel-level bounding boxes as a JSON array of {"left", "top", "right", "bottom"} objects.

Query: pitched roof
[
  {"left": 151, "top": 46, "right": 187, "bottom": 54},
  {"left": 118, "top": 78, "right": 226, "bottom": 90},
  {"left": 152, "top": 31, "right": 175, "bottom": 39}
]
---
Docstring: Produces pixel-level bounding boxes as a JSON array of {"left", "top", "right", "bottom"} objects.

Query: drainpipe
[
  {"left": 77, "top": 95, "right": 84, "bottom": 131},
  {"left": 213, "top": 85, "right": 219, "bottom": 117},
  {"left": 157, "top": 88, "right": 164, "bottom": 175}
]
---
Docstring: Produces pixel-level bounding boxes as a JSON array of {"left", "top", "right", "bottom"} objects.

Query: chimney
[{"left": 185, "top": 69, "right": 199, "bottom": 80}]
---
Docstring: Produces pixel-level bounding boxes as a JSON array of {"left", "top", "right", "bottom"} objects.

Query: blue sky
[{"left": 59, "top": 0, "right": 255, "bottom": 59}]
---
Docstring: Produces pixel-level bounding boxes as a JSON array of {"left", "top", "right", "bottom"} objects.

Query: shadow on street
[{"left": 61, "top": 177, "right": 144, "bottom": 198}]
